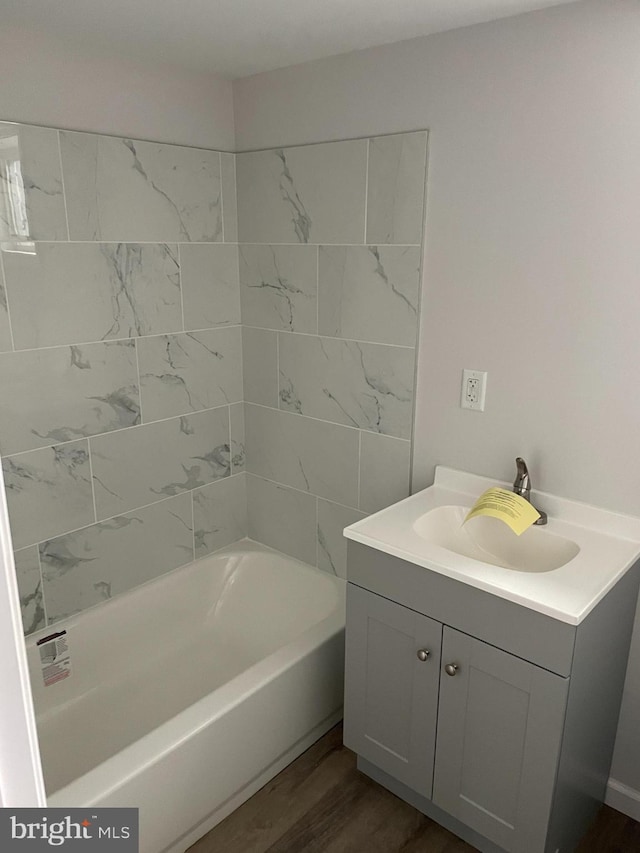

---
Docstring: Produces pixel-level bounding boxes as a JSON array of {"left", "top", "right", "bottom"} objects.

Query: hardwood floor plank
[{"left": 189, "top": 724, "right": 640, "bottom": 853}]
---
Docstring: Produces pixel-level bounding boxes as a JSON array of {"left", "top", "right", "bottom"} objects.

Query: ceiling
[{"left": 3, "top": 0, "right": 581, "bottom": 79}]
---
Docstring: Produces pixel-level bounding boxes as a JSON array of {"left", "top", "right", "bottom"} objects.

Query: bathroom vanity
[{"left": 343, "top": 467, "right": 640, "bottom": 853}]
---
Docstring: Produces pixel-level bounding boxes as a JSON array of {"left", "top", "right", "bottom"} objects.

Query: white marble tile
[
  {"left": 221, "top": 153, "right": 238, "bottom": 243},
  {"left": 0, "top": 340, "right": 140, "bottom": 456},
  {"left": 138, "top": 328, "right": 242, "bottom": 422},
  {"left": 60, "top": 132, "right": 222, "bottom": 242},
  {"left": 366, "top": 132, "right": 428, "bottom": 245},
  {"left": 246, "top": 474, "right": 316, "bottom": 565},
  {"left": 318, "top": 245, "right": 420, "bottom": 346},
  {"left": 242, "top": 326, "right": 278, "bottom": 407},
  {"left": 230, "top": 402, "right": 245, "bottom": 474},
  {"left": 90, "top": 407, "right": 230, "bottom": 519},
  {"left": 359, "top": 432, "right": 411, "bottom": 514},
  {"left": 3, "top": 440, "right": 95, "bottom": 549},
  {"left": 245, "top": 403, "right": 359, "bottom": 507},
  {"left": 180, "top": 243, "right": 240, "bottom": 330},
  {"left": 193, "top": 474, "right": 247, "bottom": 558},
  {"left": 237, "top": 140, "right": 367, "bottom": 244},
  {"left": 278, "top": 333, "right": 415, "bottom": 439},
  {"left": 239, "top": 244, "right": 317, "bottom": 333},
  {"left": 14, "top": 546, "right": 45, "bottom": 635},
  {"left": 3, "top": 242, "right": 181, "bottom": 350},
  {"left": 40, "top": 493, "right": 193, "bottom": 623},
  {"left": 317, "top": 499, "right": 366, "bottom": 579},
  {"left": 0, "top": 265, "right": 13, "bottom": 352},
  {"left": 0, "top": 123, "right": 67, "bottom": 241}
]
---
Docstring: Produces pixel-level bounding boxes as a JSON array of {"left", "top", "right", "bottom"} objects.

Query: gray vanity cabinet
[
  {"left": 433, "top": 627, "right": 569, "bottom": 851},
  {"left": 343, "top": 584, "right": 442, "bottom": 798},
  {"left": 343, "top": 540, "right": 640, "bottom": 853}
]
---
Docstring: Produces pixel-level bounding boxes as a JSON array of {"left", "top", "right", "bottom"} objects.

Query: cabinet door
[
  {"left": 433, "top": 627, "right": 569, "bottom": 852},
  {"left": 343, "top": 584, "right": 442, "bottom": 798}
]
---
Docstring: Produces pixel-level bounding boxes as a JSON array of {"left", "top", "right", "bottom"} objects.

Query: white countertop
[{"left": 344, "top": 467, "right": 640, "bottom": 625}]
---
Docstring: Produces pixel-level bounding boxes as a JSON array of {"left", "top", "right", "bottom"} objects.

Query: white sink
[
  {"left": 344, "top": 466, "right": 640, "bottom": 624},
  {"left": 413, "top": 505, "right": 580, "bottom": 573}
]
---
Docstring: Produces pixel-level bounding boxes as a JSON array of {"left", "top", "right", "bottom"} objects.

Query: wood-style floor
[{"left": 189, "top": 724, "right": 640, "bottom": 853}]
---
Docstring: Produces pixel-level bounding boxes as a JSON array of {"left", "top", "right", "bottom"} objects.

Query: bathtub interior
[{"left": 25, "top": 540, "right": 344, "bottom": 796}]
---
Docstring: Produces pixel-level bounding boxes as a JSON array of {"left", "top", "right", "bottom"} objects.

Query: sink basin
[{"left": 412, "top": 505, "right": 580, "bottom": 572}]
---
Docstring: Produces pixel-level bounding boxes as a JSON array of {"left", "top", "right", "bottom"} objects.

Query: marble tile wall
[
  {"left": 0, "top": 121, "right": 246, "bottom": 635},
  {"left": 236, "top": 131, "right": 428, "bottom": 579}
]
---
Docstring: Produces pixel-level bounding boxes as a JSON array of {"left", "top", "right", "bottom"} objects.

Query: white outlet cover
[{"left": 461, "top": 369, "right": 487, "bottom": 411}]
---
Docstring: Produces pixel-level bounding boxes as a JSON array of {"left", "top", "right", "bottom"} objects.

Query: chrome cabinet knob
[
  {"left": 445, "top": 663, "right": 459, "bottom": 676},
  {"left": 416, "top": 649, "right": 430, "bottom": 662}
]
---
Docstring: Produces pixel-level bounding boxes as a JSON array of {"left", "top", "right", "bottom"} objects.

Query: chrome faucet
[{"left": 513, "top": 457, "right": 547, "bottom": 525}]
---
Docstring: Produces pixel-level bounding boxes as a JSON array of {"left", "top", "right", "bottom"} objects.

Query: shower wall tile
[
  {"left": 236, "top": 140, "right": 367, "bottom": 244},
  {"left": 366, "top": 132, "right": 428, "bottom": 245},
  {"left": 180, "top": 243, "right": 241, "bottom": 330},
  {"left": 90, "top": 407, "right": 230, "bottom": 520},
  {"left": 245, "top": 403, "right": 359, "bottom": 507},
  {"left": 246, "top": 474, "right": 316, "bottom": 565},
  {"left": 318, "top": 245, "right": 421, "bottom": 346},
  {"left": 0, "top": 340, "right": 140, "bottom": 455},
  {"left": 0, "top": 269, "right": 13, "bottom": 352},
  {"left": 317, "top": 499, "right": 366, "bottom": 579},
  {"left": 359, "top": 432, "right": 411, "bottom": 514},
  {"left": 242, "top": 326, "right": 278, "bottom": 407},
  {"left": 278, "top": 333, "right": 415, "bottom": 438},
  {"left": 220, "top": 153, "right": 238, "bottom": 243},
  {"left": 14, "top": 546, "right": 45, "bottom": 635},
  {"left": 0, "top": 123, "right": 68, "bottom": 241},
  {"left": 60, "top": 132, "right": 222, "bottom": 242},
  {"left": 3, "top": 242, "right": 181, "bottom": 350},
  {"left": 193, "top": 473, "right": 247, "bottom": 558},
  {"left": 3, "top": 440, "right": 94, "bottom": 549},
  {"left": 138, "top": 327, "right": 242, "bottom": 422},
  {"left": 230, "top": 402, "right": 245, "bottom": 474},
  {"left": 239, "top": 244, "right": 317, "bottom": 333},
  {"left": 40, "top": 492, "right": 193, "bottom": 624}
]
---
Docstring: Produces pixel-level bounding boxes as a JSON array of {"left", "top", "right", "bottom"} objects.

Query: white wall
[
  {"left": 234, "top": 0, "right": 640, "bottom": 802},
  {"left": 0, "top": 26, "right": 235, "bottom": 150}
]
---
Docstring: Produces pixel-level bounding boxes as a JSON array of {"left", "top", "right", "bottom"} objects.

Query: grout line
[
  {"left": 236, "top": 325, "right": 415, "bottom": 351},
  {"left": 133, "top": 337, "right": 145, "bottom": 424},
  {"left": 235, "top": 242, "right": 422, "bottom": 248},
  {"left": 0, "top": 249, "right": 17, "bottom": 352},
  {"left": 315, "top": 245, "right": 320, "bottom": 335},
  {"left": 0, "top": 324, "right": 244, "bottom": 356},
  {"left": 176, "top": 243, "right": 185, "bottom": 332},
  {"left": 236, "top": 129, "right": 429, "bottom": 156},
  {"left": 190, "top": 489, "right": 196, "bottom": 561},
  {"left": 363, "top": 138, "right": 370, "bottom": 244},
  {"left": 245, "top": 471, "right": 361, "bottom": 514},
  {"left": 35, "top": 544, "right": 49, "bottom": 628},
  {"left": 16, "top": 487, "right": 214, "bottom": 553},
  {"left": 56, "top": 130, "right": 72, "bottom": 241},
  {"left": 1, "top": 402, "right": 237, "bottom": 459},
  {"left": 357, "top": 429, "right": 362, "bottom": 510},
  {"left": 219, "top": 152, "right": 225, "bottom": 244},
  {"left": 315, "top": 496, "right": 319, "bottom": 569},
  {"left": 86, "top": 437, "right": 99, "bottom": 524},
  {"left": 276, "top": 330, "right": 280, "bottom": 409},
  {"left": 17, "top": 240, "right": 241, "bottom": 246},
  {"left": 227, "top": 403, "right": 233, "bottom": 474},
  {"left": 244, "top": 399, "right": 413, "bottom": 441}
]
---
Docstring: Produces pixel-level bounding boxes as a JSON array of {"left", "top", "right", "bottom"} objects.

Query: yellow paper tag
[{"left": 464, "top": 487, "right": 540, "bottom": 536}]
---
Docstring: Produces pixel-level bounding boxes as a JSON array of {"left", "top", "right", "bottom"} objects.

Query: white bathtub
[{"left": 25, "top": 540, "right": 346, "bottom": 853}]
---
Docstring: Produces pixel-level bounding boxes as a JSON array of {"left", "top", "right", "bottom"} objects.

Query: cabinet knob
[
  {"left": 416, "top": 649, "right": 430, "bottom": 662},
  {"left": 445, "top": 663, "right": 459, "bottom": 676}
]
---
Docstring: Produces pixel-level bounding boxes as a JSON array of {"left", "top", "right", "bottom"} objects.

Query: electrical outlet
[{"left": 461, "top": 369, "right": 487, "bottom": 411}]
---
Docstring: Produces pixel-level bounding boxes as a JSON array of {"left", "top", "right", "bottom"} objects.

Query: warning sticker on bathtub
[{"left": 36, "top": 630, "right": 71, "bottom": 687}]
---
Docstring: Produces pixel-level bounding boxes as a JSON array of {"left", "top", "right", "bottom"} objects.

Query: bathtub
[{"left": 25, "top": 540, "right": 346, "bottom": 853}]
